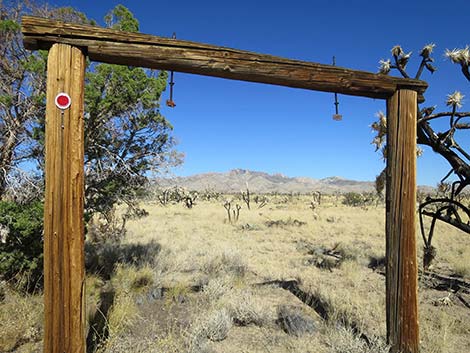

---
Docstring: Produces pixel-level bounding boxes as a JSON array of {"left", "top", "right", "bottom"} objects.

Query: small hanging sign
[
  {"left": 55, "top": 93, "right": 71, "bottom": 110},
  {"left": 332, "top": 114, "right": 343, "bottom": 121}
]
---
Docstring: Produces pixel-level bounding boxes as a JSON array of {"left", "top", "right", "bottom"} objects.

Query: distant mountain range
[
  {"left": 155, "top": 169, "right": 436, "bottom": 194},
  {"left": 156, "top": 169, "right": 379, "bottom": 194}
]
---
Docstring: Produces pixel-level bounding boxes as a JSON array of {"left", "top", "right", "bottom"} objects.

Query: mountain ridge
[{"left": 156, "top": 169, "right": 379, "bottom": 194}]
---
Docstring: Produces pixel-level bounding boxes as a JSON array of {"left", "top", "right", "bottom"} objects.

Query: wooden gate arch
[{"left": 21, "top": 16, "right": 427, "bottom": 353}]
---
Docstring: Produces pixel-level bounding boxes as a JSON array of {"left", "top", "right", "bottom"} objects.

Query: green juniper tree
[
  {"left": 0, "top": 2, "right": 180, "bottom": 287},
  {"left": 0, "top": 1, "right": 92, "bottom": 199},
  {"left": 1, "top": 1, "right": 45, "bottom": 198},
  {"left": 82, "top": 5, "right": 180, "bottom": 232},
  {"left": 1, "top": 2, "right": 179, "bottom": 218}
]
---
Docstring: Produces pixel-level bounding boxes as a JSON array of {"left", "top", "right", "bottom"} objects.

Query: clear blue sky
[{"left": 44, "top": 0, "right": 470, "bottom": 185}]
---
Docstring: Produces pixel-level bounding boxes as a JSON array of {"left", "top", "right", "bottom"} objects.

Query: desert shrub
[
  {"left": 85, "top": 275, "right": 105, "bottom": 331},
  {"left": 111, "top": 264, "right": 157, "bottom": 297},
  {"left": 203, "top": 308, "right": 232, "bottom": 341},
  {"left": 0, "top": 200, "right": 43, "bottom": 291},
  {"left": 265, "top": 217, "right": 306, "bottom": 227},
  {"left": 202, "top": 250, "right": 247, "bottom": 278},
  {"left": 106, "top": 293, "right": 140, "bottom": 339},
  {"left": 342, "top": 192, "right": 365, "bottom": 207},
  {"left": 187, "top": 308, "right": 233, "bottom": 350},
  {"left": 106, "top": 266, "right": 157, "bottom": 335},
  {"left": 86, "top": 207, "right": 128, "bottom": 244},
  {"left": 449, "top": 247, "right": 470, "bottom": 277},
  {"left": 227, "top": 289, "right": 269, "bottom": 327},
  {"left": 131, "top": 269, "right": 154, "bottom": 290},
  {"left": 305, "top": 243, "right": 359, "bottom": 271},
  {"left": 202, "top": 276, "right": 234, "bottom": 302},
  {"left": 95, "top": 264, "right": 158, "bottom": 351},
  {"left": 186, "top": 329, "right": 213, "bottom": 353},
  {"left": 311, "top": 286, "right": 375, "bottom": 336},
  {"left": 326, "top": 326, "right": 389, "bottom": 353},
  {"left": 165, "top": 284, "right": 190, "bottom": 305},
  {"left": 333, "top": 243, "right": 359, "bottom": 262}
]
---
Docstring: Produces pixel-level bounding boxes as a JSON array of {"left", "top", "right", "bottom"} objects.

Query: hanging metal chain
[
  {"left": 332, "top": 56, "right": 342, "bottom": 121},
  {"left": 166, "top": 32, "right": 176, "bottom": 108}
]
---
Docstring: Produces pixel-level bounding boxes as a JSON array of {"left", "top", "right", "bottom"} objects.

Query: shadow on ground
[
  {"left": 84, "top": 240, "right": 161, "bottom": 352},
  {"left": 86, "top": 287, "right": 115, "bottom": 353},
  {"left": 85, "top": 240, "right": 161, "bottom": 280}
]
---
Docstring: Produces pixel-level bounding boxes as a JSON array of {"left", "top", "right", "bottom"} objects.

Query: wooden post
[
  {"left": 44, "top": 43, "right": 86, "bottom": 353},
  {"left": 386, "top": 89, "right": 419, "bottom": 353}
]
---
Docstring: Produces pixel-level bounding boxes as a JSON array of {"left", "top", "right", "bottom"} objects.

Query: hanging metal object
[
  {"left": 332, "top": 56, "right": 342, "bottom": 121},
  {"left": 166, "top": 32, "right": 177, "bottom": 108}
]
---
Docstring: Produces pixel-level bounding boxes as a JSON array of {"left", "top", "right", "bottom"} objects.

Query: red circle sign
[{"left": 55, "top": 93, "right": 71, "bottom": 110}]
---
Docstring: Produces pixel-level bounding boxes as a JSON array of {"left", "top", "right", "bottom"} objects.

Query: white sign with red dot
[{"left": 55, "top": 93, "right": 71, "bottom": 110}]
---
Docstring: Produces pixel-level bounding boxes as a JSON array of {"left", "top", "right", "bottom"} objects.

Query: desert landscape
[
  {"left": 2, "top": 171, "right": 469, "bottom": 352},
  {"left": 2, "top": 2, "right": 470, "bottom": 353}
]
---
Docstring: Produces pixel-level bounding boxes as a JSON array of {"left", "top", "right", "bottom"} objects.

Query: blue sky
[{"left": 44, "top": 0, "right": 470, "bottom": 185}]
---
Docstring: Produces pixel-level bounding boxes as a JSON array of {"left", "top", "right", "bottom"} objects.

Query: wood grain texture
[
  {"left": 21, "top": 16, "right": 427, "bottom": 101},
  {"left": 386, "top": 90, "right": 419, "bottom": 353},
  {"left": 44, "top": 43, "right": 86, "bottom": 353}
]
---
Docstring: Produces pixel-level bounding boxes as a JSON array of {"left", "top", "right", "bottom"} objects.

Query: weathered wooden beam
[
  {"left": 44, "top": 43, "right": 86, "bottom": 353},
  {"left": 386, "top": 90, "right": 419, "bottom": 353},
  {"left": 22, "top": 16, "right": 427, "bottom": 100}
]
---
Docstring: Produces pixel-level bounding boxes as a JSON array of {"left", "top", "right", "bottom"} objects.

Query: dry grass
[
  {"left": 223, "top": 288, "right": 271, "bottom": 327},
  {"left": 2, "top": 194, "right": 469, "bottom": 352},
  {"left": 124, "top": 195, "right": 469, "bottom": 352},
  {"left": 0, "top": 285, "right": 43, "bottom": 352},
  {"left": 107, "top": 195, "right": 470, "bottom": 352},
  {"left": 447, "top": 246, "right": 470, "bottom": 277},
  {"left": 324, "top": 326, "right": 390, "bottom": 353}
]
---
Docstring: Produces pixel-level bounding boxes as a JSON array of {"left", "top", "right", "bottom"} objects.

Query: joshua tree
[
  {"left": 309, "top": 199, "right": 319, "bottom": 220},
  {"left": 241, "top": 184, "right": 251, "bottom": 210},
  {"left": 312, "top": 191, "right": 322, "bottom": 205},
  {"left": 200, "top": 187, "right": 221, "bottom": 201},
  {"left": 223, "top": 201, "right": 241, "bottom": 224},
  {"left": 374, "top": 44, "right": 470, "bottom": 268},
  {"left": 253, "top": 195, "right": 269, "bottom": 209},
  {"left": 183, "top": 191, "right": 198, "bottom": 209}
]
